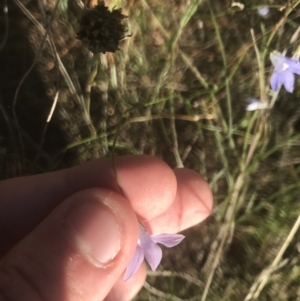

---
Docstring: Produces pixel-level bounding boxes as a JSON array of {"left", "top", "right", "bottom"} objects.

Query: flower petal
[
  {"left": 151, "top": 233, "right": 185, "bottom": 247},
  {"left": 124, "top": 245, "right": 144, "bottom": 281},
  {"left": 286, "top": 58, "right": 300, "bottom": 75},
  {"left": 282, "top": 71, "right": 295, "bottom": 93},
  {"left": 143, "top": 239, "right": 162, "bottom": 271},
  {"left": 270, "top": 51, "right": 284, "bottom": 69},
  {"left": 138, "top": 225, "right": 163, "bottom": 271},
  {"left": 270, "top": 72, "right": 281, "bottom": 91}
]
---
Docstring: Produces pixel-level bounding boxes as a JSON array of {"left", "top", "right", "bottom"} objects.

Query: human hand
[{"left": 0, "top": 155, "right": 213, "bottom": 301}]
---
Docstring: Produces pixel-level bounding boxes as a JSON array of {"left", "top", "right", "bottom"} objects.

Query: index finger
[
  {"left": 0, "top": 156, "right": 177, "bottom": 251},
  {"left": 1, "top": 155, "right": 213, "bottom": 255}
]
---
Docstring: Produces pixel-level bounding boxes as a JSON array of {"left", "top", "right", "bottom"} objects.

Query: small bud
[
  {"left": 257, "top": 7, "right": 269, "bottom": 17},
  {"left": 246, "top": 99, "right": 268, "bottom": 111}
]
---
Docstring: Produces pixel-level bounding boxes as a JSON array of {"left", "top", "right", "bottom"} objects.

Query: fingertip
[
  {"left": 68, "top": 155, "right": 177, "bottom": 220},
  {"left": 175, "top": 167, "right": 213, "bottom": 216},
  {"left": 147, "top": 168, "right": 213, "bottom": 234},
  {"left": 172, "top": 168, "right": 213, "bottom": 232},
  {"left": 115, "top": 155, "right": 177, "bottom": 220}
]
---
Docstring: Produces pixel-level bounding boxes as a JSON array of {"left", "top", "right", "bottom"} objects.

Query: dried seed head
[{"left": 77, "top": 1, "right": 131, "bottom": 54}]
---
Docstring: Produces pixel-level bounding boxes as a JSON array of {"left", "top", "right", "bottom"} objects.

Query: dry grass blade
[{"left": 245, "top": 214, "right": 300, "bottom": 300}]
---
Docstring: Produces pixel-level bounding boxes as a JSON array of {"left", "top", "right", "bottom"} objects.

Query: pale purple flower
[
  {"left": 246, "top": 98, "right": 268, "bottom": 111},
  {"left": 124, "top": 224, "right": 185, "bottom": 281},
  {"left": 270, "top": 51, "right": 300, "bottom": 93},
  {"left": 258, "top": 7, "right": 269, "bottom": 17}
]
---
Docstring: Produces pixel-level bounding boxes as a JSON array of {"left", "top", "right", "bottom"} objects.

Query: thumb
[{"left": 0, "top": 188, "right": 139, "bottom": 301}]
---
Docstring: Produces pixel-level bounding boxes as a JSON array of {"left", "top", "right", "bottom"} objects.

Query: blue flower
[
  {"left": 124, "top": 224, "right": 185, "bottom": 281},
  {"left": 270, "top": 51, "right": 300, "bottom": 93},
  {"left": 258, "top": 7, "right": 269, "bottom": 17}
]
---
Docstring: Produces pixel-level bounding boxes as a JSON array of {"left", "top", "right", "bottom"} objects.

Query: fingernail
[{"left": 66, "top": 199, "right": 121, "bottom": 266}]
